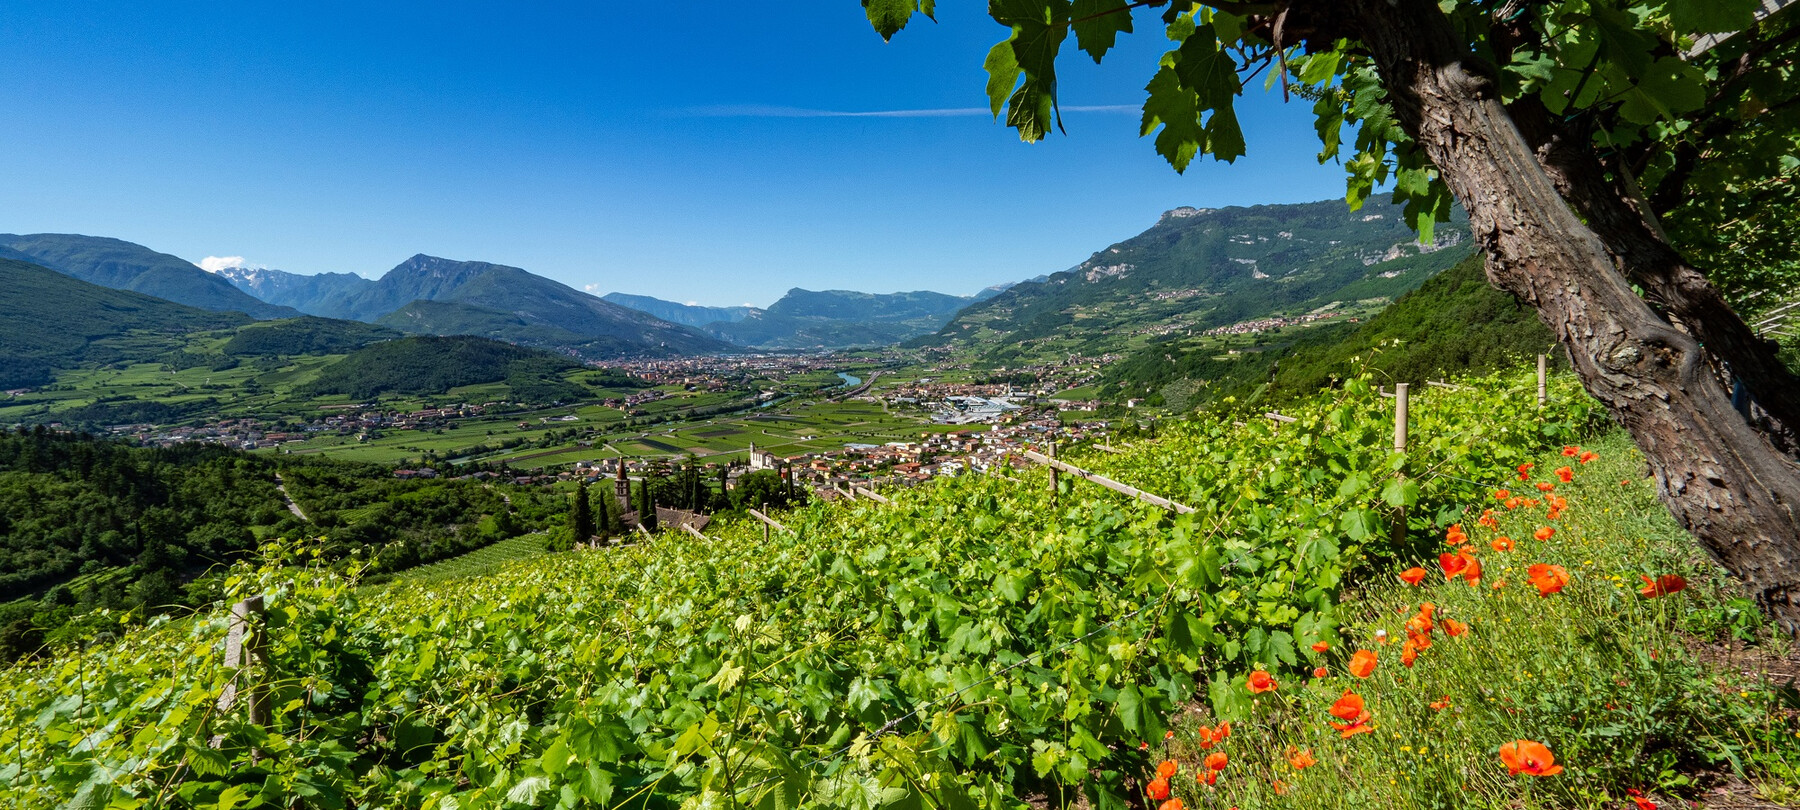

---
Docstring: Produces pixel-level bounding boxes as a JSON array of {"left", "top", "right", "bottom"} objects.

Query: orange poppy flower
[
  {"left": 1630, "top": 797, "right": 1655, "bottom": 810},
  {"left": 1287, "top": 748, "right": 1317, "bottom": 770},
  {"left": 1405, "top": 602, "right": 1435, "bottom": 636},
  {"left": 1562, "top": 446, "right": 1579, "bottom": 457},
  {"left": 1205, "top": 752, "right": 1229, "bottom": 771},
  {"left": 1400, "top": 567, "right": 1428, "bottom": 586},
  {"left": 1527, "top": 563, "right": 1570, "bottom": 596},
  {"left": 1550, "top": 495, "right": 1568, "bottom": 511},
  {"left": 1491, "top": 579, "right": 1507, "bottom": 590},
  {"left": 1442, "top": 618, "right": 1468, "bottom": 637},
  {"left": 1247, "top": 670, "right": 1278, "bottom": 694},
  {"left": 1535, "top": 481, "right": 1556, "bottom": 492},
  {"left": 1160, "top": 800, "right": 1185, "bottom": 810},
  {"left": 1272, "top": 778, "right": 1288, "bottom": 795},
  {"left": 1312, "top": 666, "right": 1328, "bottom": 678},
  {"left": 1555, "top": 466, "right": 1574, "bottom": 483},
  {"left": 1146, "top": 777, "right": 1170, "bottom": 800},
  {"left": 1579, "top": 450, "right": 1598, "bottom": 464},
  {"left": 1498, "top": 739, "right": 1564, "bottom": 776},
  {"left": 1477, "top": 509, "right": 1499, "bottom": 529},
  {"left": 1201, "top": 770, "right": 1217, "bottom": 786},
  {"left": 1429, "top": 696, "right": 1451, "bottom": 710},
  {"left": 1462, "top": 556, "right": 1483, "bottom": 586},
  {"left": 1157, "top": 760, "right": 1178, "bottom": 779},
  {"left": 1523, "top": 497, "right": 1541, "bottom": 507},
  {"left": 1445, "top": 524, "right": 1468, "bottom": 545},
  {"left": 1348, "top": 649, "right": 1378, "bottom": 678},
  {"left": 1439, "top": 551, "right": 1470, "bottom": 579},
  {"left": 1534, "top": 526, "right": 1555, "bottom": 542},
  {"left": 1329, "top": 690, "right": 1374, "bottom": 737},
  {"left": 1214, "top": 722, "right": 1231, "bottom": 742},
  {"left": 1401, "top": 638, "right": 1421, "bottom": 668},
  {"left": 1517, "top": 463, "right": 1534, "bottom": 480},
  {"left": 1504, "top": 496, "right": 1524, "bottom": 509},
  {"left": 1638, "top": 574, "right": 1688, "bottom": 597},
  {"left": 1491, "top": 536, "right": 1514, "bottom": 551},
  {"left": 1492, "top": 489, "right": 1511, "bottom": 500},
  {"left": 1311, "top": 640, "right": 1330, "bottom": 653}
]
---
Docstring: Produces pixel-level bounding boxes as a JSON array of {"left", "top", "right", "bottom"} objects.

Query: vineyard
[{"left": 2, "top": 369, "right": 1791, "bottom": 809}]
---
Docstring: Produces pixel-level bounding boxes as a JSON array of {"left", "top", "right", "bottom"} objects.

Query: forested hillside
[
  {"left": 917, "top": 195, "right": 1473, "bottom": 364},
  {"left": 0, "top": 233, "right": 295, "bottom": 318},
  {"left": 1098, "top": 254, "right": 1556, "bottom": 408},
  {"left": 0, "top": 428, "right": 566, "bottom": 661},
  {"left": 302, "top": 335, "right": 590, "bottom": 401},
  {"left": 0, "top": 258, "right": 252, "bottom": 387}
]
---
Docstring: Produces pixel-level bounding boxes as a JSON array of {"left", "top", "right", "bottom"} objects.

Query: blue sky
[{"left": 0, "top": 2, "right": 1351, "bottom": 306}]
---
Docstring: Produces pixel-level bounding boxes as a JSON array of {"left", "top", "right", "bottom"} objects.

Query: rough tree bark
[{"left": 1318, "top": 0, "right": 1800, "bottom": 633}]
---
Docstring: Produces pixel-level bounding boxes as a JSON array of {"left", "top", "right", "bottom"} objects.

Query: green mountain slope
[
  {"left": 303, "top": 335, "right": 591, "bottom": 400},
  {"left": 1099, "top": 253, "right": 1557, "bottom": 408},
  {"left": 0, "top": 234, "right": 297, "bottom": 318},
  {"left": 344, "top": 255, "right": 731, "bottom": 356},
  {"left": 0, "top": 258, "right": 251, "bottom": 387},
  {"left": 919, "top": 195, "right": 1472, "bottom": 364},
  {"left": 701, "top": 288, "right": 980, "bottom": 349}
]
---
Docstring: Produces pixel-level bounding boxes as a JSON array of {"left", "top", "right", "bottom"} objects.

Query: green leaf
[
  {"left": 1380, "top": 477, "right": 1419, "bottom": 508},
  {"left": 1207, "top": 105, "right": 1245, "bottom": 163},
  {"left": 1668, "top": 0, "right": 1758, "bottom": 34},
  {"left": 506, "top": 776, "right": 550, "bottom": 806},
  {"left": 1618, "top": 57, "right": 1708, "bottom": 124},
  {"left": 983, "top": 40, "right": 1021, "bottom": 118},
  {"left": 1142, "top": 64, "right": 1203, "bottom": 171},
  {"left": 863, "top": 0, "right": 935, "bottom": 41},
  {"left": 1070, "top": 0, "right": 1132, "bottom": 63},
  {"left": 184, "top": 742, "right": 230, "bottom": 777}
]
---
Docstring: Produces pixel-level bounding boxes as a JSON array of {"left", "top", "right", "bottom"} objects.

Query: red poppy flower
[
  {"left": 1405, "top": 602, "right": 1435, "bottom": 636},
  {"left": 1562, "top": 446, "right": 1579, "bottom": 457},
  {"left": 1311, "top": 641, "right": 1330, "bottom": 653},
  {"left": 1288, "top": 748, "right": 1316, "bottom": 769},
  {"left": 1535, "top": 481, "right": 1556, "bottom": 492},
  {"left": 1534, "top": 526, "right": 1555, "bottom": 542},
  {"left": 1146, "top": 777, "right": 1170, "bottom": 800},
  {"left": 1491, "top": 536, "right": 1514, "bottom": 551},
  {"left": 1517, "top": 463, "right": 1534, "bottom": 480},
  {"left": 1498, "top": 739, "right": 1563, "bottom": 776},
  {"left": 1348, "top": 649, "right": 1378, "bottom": 678},
  {"left": 1492, "top": 489, "right": 1511, "bottom": 500},
  {"left": 1400, "top": 567, "right": 1428, "bottom": 586},
  {"left": 1439, "top": 551, "right": 1470, "bottom": 579},
  {"left": 1247, "top": 670, "right": 1277, "bottom": 694},
  {"left": 1312, "top": 666, "right": 1328, "bottom": 678},
  {"left": 1329, "top": 690, "right": 1374, "bottom": 737},
  {"left": 1504, "top": 496, "right": 1524, "bottom": 509},
  {"left": 1401, "top": 638, "right": 1421, "bottom": 668},
  {"left": 1638, "top": 574, "right": 1688, "bottom": 597},
  {"left": 1580, "top": 451, "right": 1598, "bottom": 464},
  {"left": 1205, "top": 752, "right": 1228, "bottom": 771},
  {"left": 1527, "top": 563, "right": 1570, "bottom": 596},
  {"left": 1214, "top": 722, "right": 1230, "bottom": 742},
  {"left": 1160, "top": 800, "right": 1185, "bottom": 810},
  {"left": 1445, "top": 524, "right": 1468, "bottom": 545},
  {"left": 1626, "top": 789, "right": 1657, "bottom": 810},
  {"left": 1477, "top": 509, "right": 1499, "bottom": 530},
  {"left": 1429, "top": 696, "right": 1451, "bottom": 711},
  {"left": 1555, "top": 466, "right": 1574, "bottom": 483},
  {"left": 1157, "top": 760, "right": 1177, "bottom": 779},
  {"left": 1442, "top": 618, "right": 1468, "bottom": 637}
]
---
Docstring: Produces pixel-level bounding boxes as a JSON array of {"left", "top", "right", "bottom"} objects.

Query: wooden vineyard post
[
  {"left": 1047, "top": 441, "right": 1058, "bottom": 510},
  {"left": 211, "top": 595, "right": 268, "bottom": 750},
  {"left": 852, "top": 485, "right": 892, "bottom": 505},
  {"left": 1537, "top": 354, "right": 1547, "bottom": 408},
  {"left": 761, "top": 502, "right": 770, "bottom": 544},
  {"left": 1393, "top": 383, "right": 1409, "bottom": 545}
]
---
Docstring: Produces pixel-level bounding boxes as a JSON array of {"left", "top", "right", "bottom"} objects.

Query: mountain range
[
  {"left": 0, "top": 234, "right": 296, "bottom": 319},
  {"left": 605, "top": 288, "right": 1004, "bottom": 350},
  {"left": 917, "top": 195, "right": 1473, "bottom": 364}
]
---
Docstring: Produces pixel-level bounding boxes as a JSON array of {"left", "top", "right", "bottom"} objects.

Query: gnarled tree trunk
[{"left": 1333, "top": 0, "right": 1800, "bottom": 633}]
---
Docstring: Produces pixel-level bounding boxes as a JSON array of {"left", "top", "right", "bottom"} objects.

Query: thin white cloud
[
  {"left": 682, "top": 104, "right": 1137, "bottom": 118},
  {"left": 197, "top": 256, "right": 258, "bottom": 273},
  {"left": 584, "top": 283, "right": 603, "bottom": 293}
]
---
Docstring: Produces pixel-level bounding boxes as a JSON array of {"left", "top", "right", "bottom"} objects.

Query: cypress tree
[
  {"left": 638, "top": 478, "right": 658, "bottom": 531},
  {"left": 570, "top": 480, "right": 594, "bottom": 545}
]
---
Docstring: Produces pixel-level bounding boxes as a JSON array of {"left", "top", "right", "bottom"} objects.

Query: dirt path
[{"left": 274, "top": 473, "right": 309, "bottom": 521}]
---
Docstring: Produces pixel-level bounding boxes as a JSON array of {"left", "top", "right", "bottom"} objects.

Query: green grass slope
[{"left": 221, "top": 316, "right": 401, "bottom": 356}]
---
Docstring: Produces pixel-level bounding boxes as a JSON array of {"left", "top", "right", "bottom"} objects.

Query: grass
[
  {"left": 385, "top": 534, "right": 550, "bottom": 584},
  {"left": 1150, "top": 432, "right": 1799, "bottom": 809}
]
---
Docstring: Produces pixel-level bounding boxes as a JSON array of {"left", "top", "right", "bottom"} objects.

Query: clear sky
[{"left": 0, "top": 2, "right": 1351, "bottom": 307}]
